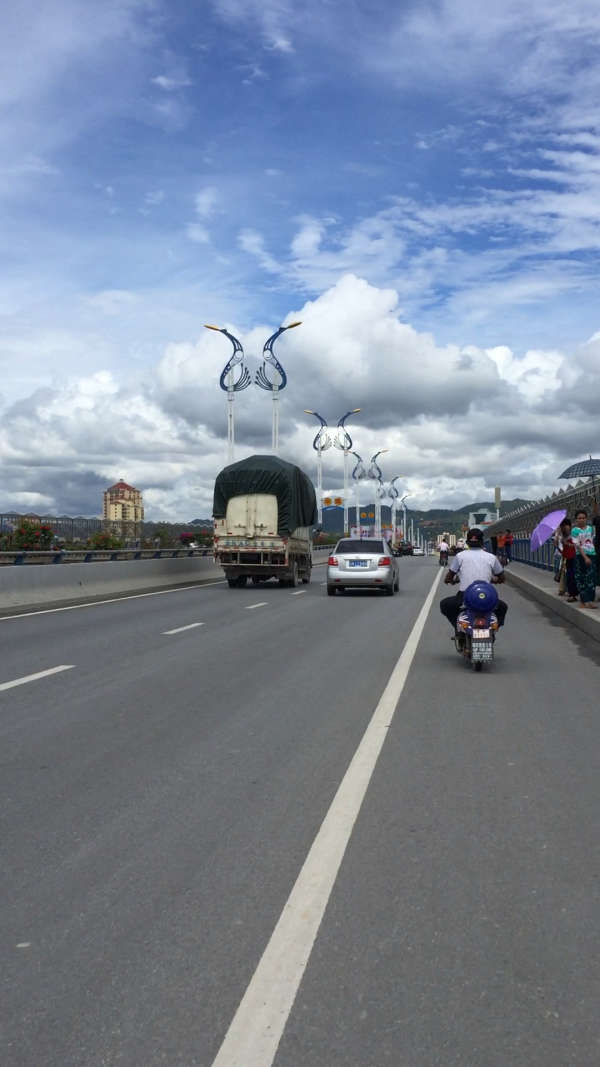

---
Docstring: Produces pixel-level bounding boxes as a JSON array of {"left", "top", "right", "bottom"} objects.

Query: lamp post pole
[
  {"left": 367, "top": 451, "right": 389, "bottom": 539},
  {"left": 304, "top": 411, "right": 331, "bottom": 528},
  {"left": 333, "top": 409, "right": 361, "bottom": 536},
  {"left": 351, "top": 452, "right": 368, "bottom": 537}
]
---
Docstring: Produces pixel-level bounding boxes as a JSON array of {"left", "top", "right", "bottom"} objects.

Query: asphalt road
[{"left": 2, "top": 559, "right": 599, "bottom": 1066}]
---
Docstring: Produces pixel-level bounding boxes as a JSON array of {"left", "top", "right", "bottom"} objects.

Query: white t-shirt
[
  {"left": 439, "top": 541, "right": 449, "bottom": 551},
  {"left": 449, "top": 548, "right": 503, "bottom": 591}
]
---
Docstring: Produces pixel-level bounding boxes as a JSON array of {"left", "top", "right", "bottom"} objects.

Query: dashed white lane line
[
  {"left": 291, "top": 590, "right": 306, "bottom": 596},
  {"left": 162, "top": 622, "right": 205, "bottom": 635},
  {"left": 210, "top": 568, "right": 443, "bottom": 1067},
  {"left": 0, "top": 665, "right": 75, "bottom": 692},
  {"left": 245, "top": 602, "right": 268, "bottom": 610}
]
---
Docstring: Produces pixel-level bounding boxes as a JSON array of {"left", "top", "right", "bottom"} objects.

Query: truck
[{"left": 213, "top": 454, "right": 317, "bottom": 588}]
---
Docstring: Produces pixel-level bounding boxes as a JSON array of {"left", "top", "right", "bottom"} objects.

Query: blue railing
[
  {"left": 0, "top": 548, "right": 212, "bottom": 566},
  {"left": 484, "top": 537, "right": 554, "bottom": 572}
]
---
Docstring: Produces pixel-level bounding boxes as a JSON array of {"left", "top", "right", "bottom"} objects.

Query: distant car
[
  {"left": 398, "top": 541, "right": 413, "bottom": 556},
  {"left": 327, "top": 538, "right": 400, "bottom": 596},
  {"left": 412, "top": 545, "right": 425, "bottom": 556}
]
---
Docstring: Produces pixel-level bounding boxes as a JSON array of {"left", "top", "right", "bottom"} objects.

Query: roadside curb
[
  {"left": 505, "top": 567, "right": 600, "bottom": 646},
  {"left": 0, "top": 574, "right": 226, "bottom": 618}
]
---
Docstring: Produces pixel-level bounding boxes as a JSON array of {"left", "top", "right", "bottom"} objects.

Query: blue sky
[{"left": 2, "top": 0, "right": 600, "bottom": 518}]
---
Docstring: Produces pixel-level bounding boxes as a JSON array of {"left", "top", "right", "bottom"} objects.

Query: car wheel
[
  {"left": 385, "top": 582, "right": 395, "bottom": 596},
  {"left": 327, "top": 585, "right": 336, "bottom": 596}
]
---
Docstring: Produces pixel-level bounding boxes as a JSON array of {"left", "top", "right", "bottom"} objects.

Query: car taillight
[
  {"left": 378, "top": 556, "right": 391, "bottom": 566},
  {"left": 328, "top": 556, "right": 338, "bottom": 566}
]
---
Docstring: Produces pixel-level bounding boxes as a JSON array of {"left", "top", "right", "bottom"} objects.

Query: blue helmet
[{"left": 463, "top": 580, "right": 498, "bottom": 613}]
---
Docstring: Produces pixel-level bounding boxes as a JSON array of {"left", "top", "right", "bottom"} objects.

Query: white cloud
[
  {"left": 195, "top": 186, "right": 219, "bottom": 218},
  {"left": 1, "top": 274, "right": 597, "bottom": 517},
  {"left": 238, "top": 228, "right": 281, "bottom": 274},
  {"left": 186, "top": 223, "right": 210, "bottom": 243}
]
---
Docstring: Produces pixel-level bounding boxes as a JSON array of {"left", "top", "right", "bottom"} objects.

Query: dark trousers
[
  {"left": 565, "top": 557, "right": 577, "bottom": 597},
  {"left": 440, "top": 591, "right": 508, "bottom": 628}
]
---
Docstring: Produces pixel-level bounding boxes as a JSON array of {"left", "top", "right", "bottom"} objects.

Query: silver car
[{"left": 326, "top": 538, "right": 400, "bottom": 596}]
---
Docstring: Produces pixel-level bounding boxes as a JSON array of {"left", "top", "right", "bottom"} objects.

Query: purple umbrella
[{"left": 530, "top": 509, "right": 567, "bottom": 552}]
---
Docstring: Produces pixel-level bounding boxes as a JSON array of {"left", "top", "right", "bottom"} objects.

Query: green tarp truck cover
[{"left": 213, "top": 455, "right": 317, "bottom": 535}]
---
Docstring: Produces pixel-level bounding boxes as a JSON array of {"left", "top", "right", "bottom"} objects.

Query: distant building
[{"left": 103, "top": 479, "right": 144, "bottom": 525}]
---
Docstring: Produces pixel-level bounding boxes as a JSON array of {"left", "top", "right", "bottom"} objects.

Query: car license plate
[
  {"left": 473, "top": 628, "right": 490, "bottom": 639},
  {"left": 350, "top": 559, "right": 367, "bottom": 567}
]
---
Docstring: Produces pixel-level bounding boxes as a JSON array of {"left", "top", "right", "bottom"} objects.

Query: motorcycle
[
  {"left": 439, "top": 549, "right": 448, "bottom": 567},
  {"left": 454, "top": 580, "right": 500, "bottom": 671}
]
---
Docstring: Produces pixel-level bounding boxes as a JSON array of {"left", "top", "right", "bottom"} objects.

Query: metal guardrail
[
  {"left": 0, "top": 548, "right": 213, "bottom": 566},
  {"left": 486, "top": 477, "right": 598, "bottom": 540}
]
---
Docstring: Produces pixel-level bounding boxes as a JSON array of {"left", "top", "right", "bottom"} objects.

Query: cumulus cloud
[{"left": 2, "top": 276, "right": 596, "bottom": 519}]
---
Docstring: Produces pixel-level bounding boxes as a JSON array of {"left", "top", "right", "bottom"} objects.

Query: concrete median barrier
[{"left": 0, "top": 556, "right": 225, "bottom": 610}]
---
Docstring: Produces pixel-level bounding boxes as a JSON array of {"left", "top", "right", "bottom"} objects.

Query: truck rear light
[
  {"left": 328, "top": 556, "right": 338, "bottom": 566},
  {"left": 378, "top": 556, "right": 391, "bottom": 566}
]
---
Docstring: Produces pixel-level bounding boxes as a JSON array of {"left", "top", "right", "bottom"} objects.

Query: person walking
[
  {"left": 554, "top": 518, "right": 577, "bottom": 601},
  {"left": 571, "top": 508, "right": 597, "bottom": 608}
]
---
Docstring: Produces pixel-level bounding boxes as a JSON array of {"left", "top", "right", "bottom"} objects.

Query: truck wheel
[
  {"left": 227, "top": 578, "right": 237, "bottom": 588},
  {"left": 236, "top": 576, "right": 247, "bottom": 587},
  {"left": 289, "top": 562, "right": 298, "bottom": 588},
  {"left": 301, "top": 571, "right": 311, "bottom": 584}
]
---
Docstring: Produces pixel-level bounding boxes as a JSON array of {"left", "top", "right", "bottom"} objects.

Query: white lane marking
[
  {"left": 245, "top": 602, "right": 268, "bottom": 610},
  {"left": 0, "top": 581, "right": 227, "bottom": 622},
  {"left": 211, "top": 568, "right": 443, "bottom": 1067},
  {"left": 291, "top": 590, "right": 306, "bottom": 596},
  {"left": 0, "top": 665, "right": 75, "bottom": 692},
  {"left": 162, "top": 622, "right": 205, "bottom": 635}
]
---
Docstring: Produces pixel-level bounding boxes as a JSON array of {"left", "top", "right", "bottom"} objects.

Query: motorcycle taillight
[{"left": 475, "top": 617, "right": 488, "bottom": 627}]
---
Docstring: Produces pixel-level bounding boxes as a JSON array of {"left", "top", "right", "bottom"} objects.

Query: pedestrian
[
  {"left": 571, "top": 508, "right": 597, "bottom": 609},
  {"left": 504, "top": 529, "right": 514, "bottom": 563},
  {"left": 496, "top": 530, "right": 507, "bottom": 565},
  {"left": 553, "top": 518, "right": 577, "bottom": 601},
  {"left": 593, "top": 501, "right": 600, "bottom": 587}
]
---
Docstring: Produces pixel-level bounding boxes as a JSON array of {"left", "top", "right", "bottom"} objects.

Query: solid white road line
[
  {"left": 0, "top": 665, "right": 75, "bottom": 692},
  {"left": 245, "top": 602, "right": 268, "bottom": 610},
  {"left": 162, "top": 622, "right": 205, "bottom": 635},
  {"left": 290, "top": 590, "right": 306, "bottom": 596},
  {"left": 0, "top": 581, "right": 227, "bottom": 622},
  {"left": 211, "top": 568, "right": 443, "bottom": 1067}
]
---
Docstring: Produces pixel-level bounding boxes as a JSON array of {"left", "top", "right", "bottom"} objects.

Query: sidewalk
[{"left": 505, "top": 561, "right": 600, "bottom": 645}]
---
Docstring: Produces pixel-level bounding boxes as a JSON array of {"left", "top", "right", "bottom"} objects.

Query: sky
[{"left": 2, "top": 0, "right": 600, "bottom": 520}]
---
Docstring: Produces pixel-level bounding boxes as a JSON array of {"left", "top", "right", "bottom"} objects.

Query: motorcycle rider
[
  {"left": 438, "top": 538, "right": 449, "bottom": 566},
  {"left": 440, "top": 527, "right": 508, "bottom": 630}
]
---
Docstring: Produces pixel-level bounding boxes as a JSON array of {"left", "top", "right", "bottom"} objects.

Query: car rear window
[{"left": 335, "top": 540, "right": 386, "bottom": 554}]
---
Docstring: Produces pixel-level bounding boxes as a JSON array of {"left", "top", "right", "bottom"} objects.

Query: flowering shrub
[
  {"left": 12, "top": 521, "right": 54, "bottom": 550},
  {"left": 179, "top": 532, "right": 195, "bottom": 545},
  {"left": 88, "top": 531, "right": 123, "bottom": 550}
]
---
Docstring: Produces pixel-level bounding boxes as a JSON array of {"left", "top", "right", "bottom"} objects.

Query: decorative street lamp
[
  {"left": 205, "top": 321, "right": 301, "bottom": 462},
  {"left": 255, "top": 322, "right": 302, "bottom": 454},
  {"left": 305, "top": 408, "right": 360, "bottom": 531},
  {"left": 204, "top": 324, "right": 251, "bottom": 464},
  {"left": 351, "top": 452, "right": 368, "bottom": 537},
  {"left": 378, "top": 475, "right": 405, "bottom": 544},
  {"left": 399, "top": 494, "right": 409, "bottom": 543},
  {"left": 304, "top": 410, "right": 332, "bottom": 526},
  {"left": 333, "top": 409, "right": 361, "bottom": 535},
  {"left": 368, "top": 450, "right": 389, "bottom": 539}
]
